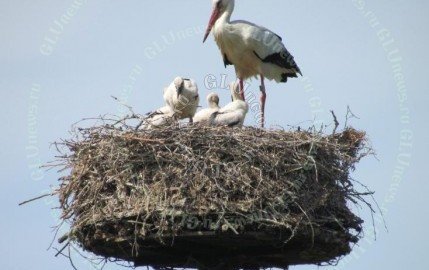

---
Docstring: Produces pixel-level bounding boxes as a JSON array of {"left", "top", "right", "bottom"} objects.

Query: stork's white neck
[
  {"left": 218, "top": 1, "right": 235, "bottom": 24},
  {"left": 209, "top": 103, "right": 220, "bottom": 109},
  {"left": 230, "top": 85, "right": 244, "bottom": 102}
]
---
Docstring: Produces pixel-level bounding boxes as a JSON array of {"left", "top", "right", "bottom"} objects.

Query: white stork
[
  {"left": 194, "top": 92, "right": 221, "bottom": 123},
  {"left": 210, "top": 81, "right": 248, "bottom": 127},
  {"left": 163, "top": 76, "right": 200, "bottom": 123},
  {"left": 203, "top": 0, "right": 302, "bottom": 128}
]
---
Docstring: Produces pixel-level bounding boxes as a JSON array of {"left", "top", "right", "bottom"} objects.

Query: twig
[
  {"left": 68, "top": 245, "right": 78, "bottom": 270},
  {"left": 330, "top": 110, "right": 339, "bottom": 134},
  {"left": 55, "top": 242, "right": 70, "bottom": 257},
  {"left": 19, "top": 193, "right": 52, "bottom": 206},
  {"left": 345, "top": 105, "right": 360, "bottom": 128},
  {"left": 111, "top": 95, "right": 135, "bottom": 115}
]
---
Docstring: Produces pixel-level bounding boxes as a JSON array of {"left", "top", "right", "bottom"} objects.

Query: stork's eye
[{"left": 195, "top": 95, "right": 199, "bottom": 100}]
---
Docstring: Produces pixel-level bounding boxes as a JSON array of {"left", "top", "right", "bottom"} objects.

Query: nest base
[{"left": 78, "top": 217, "right": 354, "bottom": 270}]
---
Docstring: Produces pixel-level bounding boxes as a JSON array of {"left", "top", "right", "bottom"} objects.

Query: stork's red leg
[
  {"left": 260, "top": 75, "right": 266, "bottom": 129},
  {"left": 239, "top": 78, "right": 245, "bottom": 100}
]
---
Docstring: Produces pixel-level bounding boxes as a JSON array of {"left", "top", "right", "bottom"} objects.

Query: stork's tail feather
[{"left": 281, "top": 72, "right": 300, "bottom": 83}]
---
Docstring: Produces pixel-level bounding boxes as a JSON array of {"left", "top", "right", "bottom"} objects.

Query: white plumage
[
  {"left": 142, "top": 106, "right": 176, "bottom": 130},
  {"left": 210, "top": 81, "right": 248, "bottom": 127},
  {"left": 163, "top": 76, "right": 200, "bottom": 122},
  {"left": 142, "top": 77, "right": 200, "bottom": 129},
  {"left": 203, "top": 0, "right": 301, "bottom": 128},
  {"left": 194, "top": 92, "right": 221, "bottom": 123}
]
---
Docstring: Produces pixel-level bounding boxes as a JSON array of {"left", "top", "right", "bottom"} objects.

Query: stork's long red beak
[{"left": 203, "top": 7, "right": 220, "bottom": 43}]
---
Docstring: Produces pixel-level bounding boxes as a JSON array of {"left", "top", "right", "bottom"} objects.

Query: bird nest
[{"left": 53, "top": 115, "right": 373, "bottom": 270}]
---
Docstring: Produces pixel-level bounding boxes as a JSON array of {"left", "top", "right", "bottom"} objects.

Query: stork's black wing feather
[
  {"left": 254, "top": 50, "right": 302, "bottom": 76},
  {"left": 223, "top": 53, "right": 233, "bottom": 67}
]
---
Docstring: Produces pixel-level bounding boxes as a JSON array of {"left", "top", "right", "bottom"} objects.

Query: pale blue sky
[{"left": 1, "top": 0, "right": 428, "bottom": 269}]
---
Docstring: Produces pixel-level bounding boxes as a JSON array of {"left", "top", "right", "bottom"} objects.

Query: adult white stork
[
  {"left": 210, "top": 81, "right": 248, "bottom": 127},
  {"left": 163, "top": 76, "right": 200, "bottom": 123},
  {"left": 194, "top": 92, "right": 221, "bottom": 123},
  {"left": 203, "top": 0, "right": 302, "bottom": 128}
]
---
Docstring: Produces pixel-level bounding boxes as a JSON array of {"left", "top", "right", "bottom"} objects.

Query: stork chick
[
  {"left": 163, "top": 77, "right": 200, "bottom": 123},
  {"left": 210, "top": 81, "right": 248, "bottom": 127},
  {"left": 143, "top": 106, "right": 176, "bottom": 129},
  {"left": 194, "top": 92, "right": 221, "bottom": 124}
]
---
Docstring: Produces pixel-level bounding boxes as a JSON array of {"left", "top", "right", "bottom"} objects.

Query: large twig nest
[{"left": 54, "top": 116, "right": 373, "bottom": 270}]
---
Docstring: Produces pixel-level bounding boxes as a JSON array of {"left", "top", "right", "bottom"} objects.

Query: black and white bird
[
  {"left": 210, "top": 81, "right": 248, "bottom": 127},
  {"left": 203, "top": 0, "right": 302, "bottom": 128},
  {"left": 163, "top": 76, "right": 200, "bottom": 123},
  {"left": 194, "top": 92, "right": 221, "bottom": 123}
]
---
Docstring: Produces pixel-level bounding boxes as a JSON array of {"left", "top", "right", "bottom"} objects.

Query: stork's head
[
  {"left": 173, "top": 77, "right": 186, "bottom": 99},
  {"left": 203, "top": 0, "right": 235, "bottom": 43},
  {"left": 206, "top": 92, "right": 220, "bottom": 108},
  {"left": 172, "top": 77, "right": 199, "bottom": 101}
]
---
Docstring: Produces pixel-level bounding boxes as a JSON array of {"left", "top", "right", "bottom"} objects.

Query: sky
[{"left": 1, "top": 0, "right": 428, "bottom": 269}]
